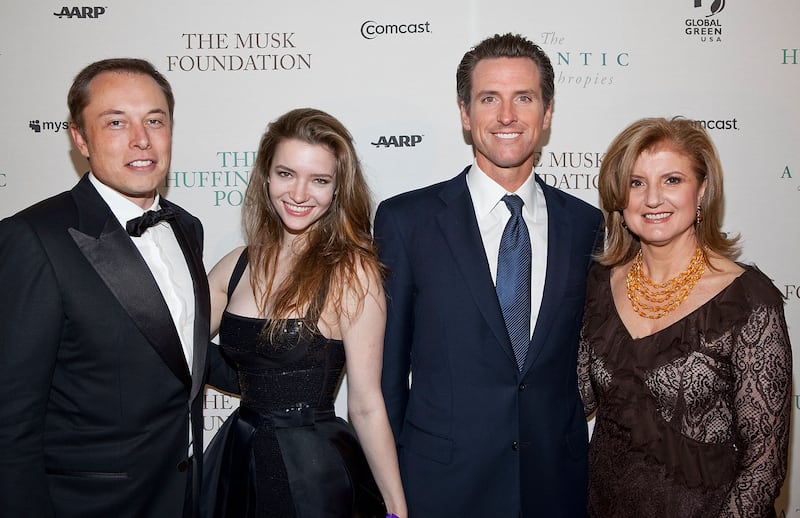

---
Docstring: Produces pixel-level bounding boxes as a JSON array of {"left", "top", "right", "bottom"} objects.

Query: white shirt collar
[
  {"left": 88, "top": 173, "right": 162, "bottom": 230},
  {"left": 465, "top": 161, "right": 538, "bottom": 219}
]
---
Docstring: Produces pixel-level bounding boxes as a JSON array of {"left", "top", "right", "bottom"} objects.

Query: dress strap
[
  {"left": 227, "top": 247, "right": 249, "bottom": 298},
  {"left": 226, "top": 247, "right": 327, "bottom": 325}
]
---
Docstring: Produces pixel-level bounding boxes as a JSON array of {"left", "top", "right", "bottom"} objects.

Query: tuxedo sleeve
[
  {"left": 189, "top": 212, "right": 240, "bottom": 396},
  {"left": 175, "top": 208, "right": 241, "bottom": 394},
  {"left": 374, "top": 202, "right": 414, "bottom": 441},
  {"left": 0, "top": 217, "right": 60, "bottom": 517},
  {"left": 206, "top": 340, "right": 240, "bottom": 395}
]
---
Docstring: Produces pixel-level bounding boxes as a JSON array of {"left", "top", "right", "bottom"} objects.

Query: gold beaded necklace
[{"left": 626, "top": 247, "right": 706, "bottom": 319}]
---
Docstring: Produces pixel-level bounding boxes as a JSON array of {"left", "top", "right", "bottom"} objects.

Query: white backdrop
[{"left": 2, "top": 1, "right": 798, "bottom": 515}]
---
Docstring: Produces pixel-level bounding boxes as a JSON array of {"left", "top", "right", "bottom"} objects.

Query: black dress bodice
[
  {"left": 202, "top": 249, "right": 384, "bottom": 518},
  {"left": 220, "top": 315, "right": 345, "bottom": 415}
]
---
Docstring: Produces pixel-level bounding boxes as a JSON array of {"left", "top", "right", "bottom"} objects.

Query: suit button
[
  {"left": 518, "top": 383, "right": 526, "bottom": 391},
  {"left": 177, "top": 459, "right": 190, "bottom": 472},
  {"left": 512, "top": 441, "right": 519, "bottom": 451}
]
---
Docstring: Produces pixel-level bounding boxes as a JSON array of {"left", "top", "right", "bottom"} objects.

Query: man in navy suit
[
  {"left": 375, "top": 33, "right": 603, "bottom": 517},
  {"left": 0, "top": 58, "right": 216, "bottom": 517}
]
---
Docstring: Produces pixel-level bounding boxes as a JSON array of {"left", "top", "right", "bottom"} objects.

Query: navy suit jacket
[
  {"left": 375, "top": 167, "right": 603, "bottom": 517},
  {"left": 0, "top": 174, "right": 210, "bottom": 518}
]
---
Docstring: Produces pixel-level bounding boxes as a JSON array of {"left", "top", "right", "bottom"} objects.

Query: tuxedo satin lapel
[
  {"left": 163, "top": 202, "right": 210, "bottom": 401},
  {"left": 522, "top": 180, "right": 571, "bottom": 374},
  {"left": 437, "top": 172, "right": 516, "bottom": 366},
  {"left": 68, "top": 189, "right": 192, "bottom": 390}
]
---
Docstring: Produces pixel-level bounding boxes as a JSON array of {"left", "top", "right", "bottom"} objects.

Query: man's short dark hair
[
  {"left": 456, "top": 33, "right": 554, "bottom": 110},
  {"left": 67, "top": 58, "right": 174, "bottom": 134}
]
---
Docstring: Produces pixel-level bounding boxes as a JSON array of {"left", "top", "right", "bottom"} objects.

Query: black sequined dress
[{"left": 202, "top": 250, "right": 384, "bottom": 518}]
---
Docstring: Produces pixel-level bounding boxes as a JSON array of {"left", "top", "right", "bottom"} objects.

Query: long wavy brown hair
[
  {"left": 597, "top": 117, "right": 740, "bottom": 267},
  {"left": 243, "top": 108, "right": 384, "bottom": 337}
]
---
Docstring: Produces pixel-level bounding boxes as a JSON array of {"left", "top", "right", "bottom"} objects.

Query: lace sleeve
[
  {"left": 719, "top": 303, "right": 792, "bottom": 518},
  {"left": 578, "top": 323, "right": 597, "bottom": 418}
]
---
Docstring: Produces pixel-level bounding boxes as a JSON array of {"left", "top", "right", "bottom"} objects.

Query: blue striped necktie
[{"left": 496, "top": 194, "right": 531, "bottom": 370}]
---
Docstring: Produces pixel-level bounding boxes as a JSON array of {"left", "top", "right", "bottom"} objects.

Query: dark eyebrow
[
  {"left": 97, "top": 108, "right": 168, "bottom": 117},
  {"left": 475, "top": 88, "right": 539, "bottom": 98},
  {"left": 146, "top": 108, "right": 168, "bottom": 117},
  {"left": 272, "top": 163, "right": 296, "bottom": 173}
]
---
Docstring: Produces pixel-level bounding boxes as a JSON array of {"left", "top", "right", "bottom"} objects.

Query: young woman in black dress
[{"left": 204, "top": 108, "right": 406, "bottom": 518}]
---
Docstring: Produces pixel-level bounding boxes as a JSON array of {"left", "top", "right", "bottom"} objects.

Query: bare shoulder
[
  {"left": 338, "top": 255, "right": 385, "bottom": 314},
  {"left": 706, "top": 253, "right": 744, "bottom": 283},
  {"left": 356, "top": 254, "right": 383, "bottom": 282},
  {"left": 692, "top": 253, "right": 744, "bottom": 300},
  {"left": 608, "top": 262, "right": 630, "bottom": 291},
  {"left": 208, "top": 246, "right": 247, "bottom": 289}
]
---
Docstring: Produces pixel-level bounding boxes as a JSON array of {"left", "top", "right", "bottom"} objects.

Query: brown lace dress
[{"left": 578, "top": 263, "right": 792, "bottom": 518}]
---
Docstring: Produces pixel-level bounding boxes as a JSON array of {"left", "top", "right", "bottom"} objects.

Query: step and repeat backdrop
[{"left": 2, "top": 1, "right": 798, "bottom": 514}]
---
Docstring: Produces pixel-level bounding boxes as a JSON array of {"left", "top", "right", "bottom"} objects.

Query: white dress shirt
[
  {"left": 466, "top": 162, "right": 548, "bottom": 339},
  {"left": 89, "top": 174, "right": 197, "bottom": 453},
  {"left": 88, "top": 174, "right": 196, "bottom": 371}
]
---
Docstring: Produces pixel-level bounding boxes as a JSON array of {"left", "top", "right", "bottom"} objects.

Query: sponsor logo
[
  {"left": 370, "top": 135, "right": 423, "bottom": 148},
  {"left": 536, "top": 150, "right": 604, "bottom": 191},
  {"left": 203, "top": 414, "right": 226, "bottom": 433},
  {"left": 691, "top": 118, "right": 739, "bottom": 131},
  {"left": 204, "top": 392, "right": 237, "bottom": 411},
  {"left": 539, "top": 172, "right": 599, "bottom": 191},
  {"left": 203, "top": 391, "right": 238, "bottom": 439},
  {"left": 29, "top": 120, "right": 69, "bottom": 133},
  {"left": 781, "top": 166, "right": 799, "bottom": 192},
  {"left": 684, "top": 18, "right": 722, "bottom": 40},
  {"left": 538, "top": 31, "right": 630, "bottom": 89},
  {"left": 167, "top": 32, "right": 311, "bottom": 72},
  {"left": 360, "top": 20, "right": 432, "bottom": 40},
  {"left": 554, "top": 51, "right": 630, "bottom": 67},
  {"left": 53, "top": 6, "right": 107, "bottom": 19},
  {"left": 782, "top": 49, "right": 799, "bottom": 65},
  {"left": 167, "top": 150, "right": 254, "bottom": 206},
  {"left": 694, "top": 0, "right": 725, "bottom": 17},
  {"left": 684, "top": 1, "right": 725, "bottom": 43},
  {"left": 781, "top": 284, "right": 800, "bottom": 301},
  {"left": 781, "top": 166, "right": 792, "bottom": 179}
]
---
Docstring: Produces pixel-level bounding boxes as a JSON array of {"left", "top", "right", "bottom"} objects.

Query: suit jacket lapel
[
  {"left": 436, "top": 168, "right": 517, "bottom": 366},
  {"left": 522, "top": 176, "right": 572, "bottom": 374},
  {"left": 68, "top": 177, "right": 192, "bottom": 389},
  {"left": 162, "top": 199, "right": 210, "bottom": 401}
]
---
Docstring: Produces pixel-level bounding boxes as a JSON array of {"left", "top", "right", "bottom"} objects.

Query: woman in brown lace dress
[{"left": 578, "top": 117, "right": 791, "bottom": 517}]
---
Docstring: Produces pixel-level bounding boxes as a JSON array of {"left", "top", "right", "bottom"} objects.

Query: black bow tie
[{"left": 126, "top": 207, "right": 177, "bottom": 237}]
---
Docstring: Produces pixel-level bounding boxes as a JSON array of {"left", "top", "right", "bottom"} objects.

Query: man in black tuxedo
[
  {"left": 0, "top": 58, "right": 211, "bottom": 517},
  {"left": 375, "top": 34, "right": 603, "bottom": 516}
]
